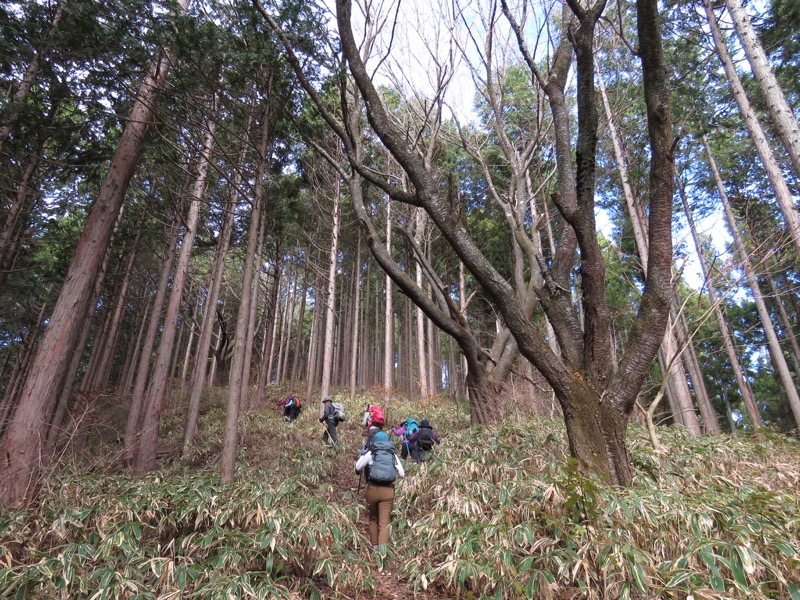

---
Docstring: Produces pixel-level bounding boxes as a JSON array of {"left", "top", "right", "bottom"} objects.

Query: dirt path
[{"left": 320, "top": 425, "right": 451, "bottom": 600}]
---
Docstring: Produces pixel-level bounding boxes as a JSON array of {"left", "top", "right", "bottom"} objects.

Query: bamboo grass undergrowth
[{"left": 0, "top": 390, "right": 798, "bottom": 599}]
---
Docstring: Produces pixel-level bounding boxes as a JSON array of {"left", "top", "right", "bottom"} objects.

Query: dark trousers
[
  {"left": 322, "top": 418, "right": 338, "bottom": 445},
  {"left": 283, "top": 406, "right": 300, "bottom": 421},
  {"left": 401, "top": 440, "right": 419, "bottom": 462}
]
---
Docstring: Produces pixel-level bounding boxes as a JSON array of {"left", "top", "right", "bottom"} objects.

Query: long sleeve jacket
[{"left": 320, "top": 402, "right": 336, "bottom": 423}]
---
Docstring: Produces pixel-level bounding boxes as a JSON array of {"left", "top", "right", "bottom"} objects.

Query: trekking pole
[{"left": 357, "top": 470, "right": 363, "bottom": 494}]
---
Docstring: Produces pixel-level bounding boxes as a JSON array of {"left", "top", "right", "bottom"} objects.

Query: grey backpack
[{"left": 368, "top": 439, "right": 397, "bottom": 484}]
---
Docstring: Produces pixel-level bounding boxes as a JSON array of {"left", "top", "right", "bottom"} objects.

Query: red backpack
[{"left": 366, "top": 404, "right": 385, "bottom": 428}]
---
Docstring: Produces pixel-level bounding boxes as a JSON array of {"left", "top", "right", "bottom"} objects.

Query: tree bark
[
  {"left": 90, "top": 222, "right": 145, "bottom": 392},
  {"left": 290, "top": 260, "right": 309, "bottom": 387},
  {"left": 180, "top": 157, "right": 238, "bottom": 452}
]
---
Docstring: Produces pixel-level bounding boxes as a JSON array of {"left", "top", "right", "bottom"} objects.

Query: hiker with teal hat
[
  {"left": 354, "top": 431, "right": 405, "bottom": 551},
  {"left": 391, "top": 418, "right": 419, "bottom": 461}
]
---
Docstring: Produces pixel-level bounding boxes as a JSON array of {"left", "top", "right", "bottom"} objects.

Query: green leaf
[
  {"left": 664, "top": 570, "right": 694, "bottom": 588},
  {"left": 631, "top": 563, "right": 647, "bottom": 593},
  {"left": 734, "top": 545, "right": 756, "bottom": 575}
]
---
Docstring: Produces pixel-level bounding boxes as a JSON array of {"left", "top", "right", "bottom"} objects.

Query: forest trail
[{"left": 313, "top": 419, "right": 450, "bottom": 600}]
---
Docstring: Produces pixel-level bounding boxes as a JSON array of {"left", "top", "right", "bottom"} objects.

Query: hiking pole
[{"left": 357, "top": 470, "right": 363, "bottom": 494}]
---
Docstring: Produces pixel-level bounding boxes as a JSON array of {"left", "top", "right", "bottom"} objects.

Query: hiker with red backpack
[
  {"left": 354, "top": 430, "right": 405, "bottom": 552},
  {"left": 406, "top": 419, "right": 440, "bottom": 462},
  {"left": 281, "top": 394, "right": 302, "bottom": 422},
  {"left": 391, "top": 417, "right": 419, "bottom": 461},
  {"left": 361, "top": 404, "right": 385, "bottom": 449}
]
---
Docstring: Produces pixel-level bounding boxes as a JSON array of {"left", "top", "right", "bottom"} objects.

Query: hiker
[
  {"left": 319, "top": 396, "right": 340, "bottom": 445},
  {"left": 391, "top": 418, "right": 419, "bottom": 461},
  {"left": 407, "top": 419, "right": 440, "bottom": 462},
  {"left": 362, "top": 404, "right": 385, "bottom": 449},
  {"left": 354, "top": 431, "right": 405, "bottom": 551},
  {"left": 282, "top": 394, "right": 302, "bottom": 422}
]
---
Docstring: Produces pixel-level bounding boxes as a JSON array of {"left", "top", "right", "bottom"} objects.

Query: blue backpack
[{"left": 402, "top": 418, "right": 419, "bottom": 441}]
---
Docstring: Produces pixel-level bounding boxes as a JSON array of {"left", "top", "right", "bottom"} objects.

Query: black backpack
[
  {"left": 367, "top": 438, "right": 397, "bottom": 483},
  {"left": 417, "top": 426, "right": 434, "bottom": 451}
]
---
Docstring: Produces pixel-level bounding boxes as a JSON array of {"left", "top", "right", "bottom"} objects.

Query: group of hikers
[{"left": 278, "top": 394, "right": 441, "bottom": 552}]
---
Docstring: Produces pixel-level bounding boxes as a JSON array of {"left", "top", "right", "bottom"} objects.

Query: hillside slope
[{"left": 1, "top": 389, "right": 799, "bottom": 598}]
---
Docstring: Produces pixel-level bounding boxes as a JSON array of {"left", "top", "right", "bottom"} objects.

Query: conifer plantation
[{"left": 1, "top": 0, "right": 799, "bottom": 598}]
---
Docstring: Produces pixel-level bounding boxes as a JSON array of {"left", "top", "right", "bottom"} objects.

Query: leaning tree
[{"left": 329, "top": 0, "right": 678, "bottom": 485}]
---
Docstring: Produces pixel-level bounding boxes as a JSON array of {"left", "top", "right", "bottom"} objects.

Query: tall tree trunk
[
  {"left": 117, "top": 294, "right": 152, "bottom": 396},
  {"left": 274, "top": 288, "right": 289, "bottom": 386},
  {"left": 180, "top": 298, "right": 200, "bottom": 383},
  {"left": 320, "top": 178, "right": 342, "bottom": 404},
  {"left": 703, "top": 0, "right": 800, "bottom": 257},
  {"left": 677, "top": 175, "right": 762, "bottom": 428},
  {"left": 90, "top": 222, "right": 145, "bottom": 392},
  {"left": 290, "top": 259, "right": 309, "bottom": 387},
  {"left": 280, "top": 274, "right": 299, "bottom": 384},
  {"left": 44, "top": 308, "right": 92, "bottom": 455},
  {"left": 306, "top": 272, "right": 323, "bottom": 405},
  {"left": 414, "top": 209, "right": 429, "bottom": 399},
  {"left": 426, "top": 306, "right": 438, "bottom": 395},
  {"left": 181, "top": 189, "right": 239, "bottom": 445},
  {"left": 597, "top": 64, "right": 702, "bottom": 434},
  {"left": 703, "top": 135, "right": 800, "bottom": 429},
  {"left": 673, "top": 306, "right": 721, "bottom": 434},
  {"left": 0, "top": 303, "right": 47, "bottom": 439},
  {"left": 135, "top": 112, "right": 216, "bottom": 474},
  {"left": 362, "top": 261, "right": 372, "bottom": 388},
  {"left": 383, "top": 197, "right": 393, "bottom": 401},
  {"left": 124, "top": 216, "right": 180, "bottom": 464},
  {"left": 0, "top": 0, "right": 190, "bottom": 502},
  {"left": 221, "top": 90, "right": 275, "bottom": 481},
  {"left": 220, "top": 188, "right": 264, "bottom": 481},
  {"left": 243, "top": 218, "right": 267, "bottom": 410},
  {"left": 258, "top": 258, "right": 282, "bottom": 393},
  {"left": 0, "top": 141, "right": 43, "bottom": 291},
  {"left": 349, "top": 232, "right": 362, "bottom": 399},
  {"left": 724, "top": 0, "right": 800, "bottom": 180}
]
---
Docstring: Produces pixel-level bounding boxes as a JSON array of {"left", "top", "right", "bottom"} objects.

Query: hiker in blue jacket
[
  {"left": 354, "top": 431, "right": 405, "bottom": 551},
  {"left": 406, "top": 419, "right": 440, "bottom": 462}
]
